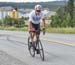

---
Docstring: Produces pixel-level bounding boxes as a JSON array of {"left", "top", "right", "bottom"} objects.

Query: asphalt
[
  {"left": 0, "top": 30, "right": 75, "bottom": 65},
  {"left": 0, "top": 30, "right": 75, "bottom": 46},
  {"left": 0, "top": 50, "right": 27, "bottom": 65}
]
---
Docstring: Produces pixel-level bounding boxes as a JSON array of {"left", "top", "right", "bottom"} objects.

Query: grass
[
  {"left": 0, "top": 26, "right": 75, "bottom": 34},
  {"left": 46, "top": 27, "right": 75, "bottom": 34},
  {"left": 0, "top": 26, "right": 28, "bottom": 31}
]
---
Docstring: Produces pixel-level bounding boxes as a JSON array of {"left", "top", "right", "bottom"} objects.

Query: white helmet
[{"left": 35, "top": 4, "right": 42, "bottom": 11}]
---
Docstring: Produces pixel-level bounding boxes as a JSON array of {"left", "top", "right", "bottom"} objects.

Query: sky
[{"left": 0, "top": 0, "right": 64, "bottom": 2}]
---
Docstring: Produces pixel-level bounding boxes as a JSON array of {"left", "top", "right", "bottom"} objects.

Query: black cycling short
[{"left": 31, "top": 22, "right": 40, "bottom": 35}]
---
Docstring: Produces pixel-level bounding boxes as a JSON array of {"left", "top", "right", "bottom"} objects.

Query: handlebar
[{"left": 30, "top": 29, "right": 45, "bottom": 35}]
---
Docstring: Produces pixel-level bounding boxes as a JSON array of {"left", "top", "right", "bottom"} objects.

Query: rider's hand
[{"left": 42, "top": 28, "right": 45, "bottom": 35}]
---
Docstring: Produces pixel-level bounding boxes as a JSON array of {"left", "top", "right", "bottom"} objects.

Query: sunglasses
[{"left": 36, "top": 10, "right": 41, "bottom": 12}]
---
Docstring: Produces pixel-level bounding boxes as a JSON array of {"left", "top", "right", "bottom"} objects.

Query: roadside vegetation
[
  {"left": 50, "top": 0, "right": 75, "bottom": 27},
  {"left": 0, "top": 0, "right": 75, "bottom": 34}
]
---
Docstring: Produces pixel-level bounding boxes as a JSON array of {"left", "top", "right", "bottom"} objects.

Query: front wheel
[
  {"left": 28, "top": 37, "right": 35, "bottom": 57},
  {"left": 37, "top": 40, "right": 45, "bottom": 61}
]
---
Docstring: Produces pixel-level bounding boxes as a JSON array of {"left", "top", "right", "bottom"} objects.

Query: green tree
[
  {"left": 50, "top": 14, "right": 61, "bottom": 27},
  {"left": 62, "top": 13, "right": 71, "bottom": 27},
  {"left": 50, "top": 0, "right": 75, "bottom": 27},
  {"left": 3, "top": 16, "right": 25, "bottom": 27},
  {"left": 67, "top": 0, "right": 74, "bottom": 27}
]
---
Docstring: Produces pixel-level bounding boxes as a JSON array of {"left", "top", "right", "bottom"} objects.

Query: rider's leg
[
  {"left": 29, "top": 32, "right": 35, "bottom": 43},
  {"left": 36, "top": 34, "right": 40, "bottom": 54},
  {"left": 29, "top": 32, "right": 37, "bottom": 50},
  {"left": 28, "top": 22, "right": 35, "bottom": 44},
  {"left": 35, "top": 30, "right": 40, "bottom": 54},
  {"left": 28, "top": 21, "right": 32, "bottom": 41},
  {"left": 31, "top": 34, "right": 36, "bottom": 50},
  {"left": 31, "top": 32, "right": 36, "bottom": 43},
  {"left": 36, "top": 34, "right": 39, "bottom": 41},
  {"left": 36, "top": 23, "right": 40, "bottom": 42}
]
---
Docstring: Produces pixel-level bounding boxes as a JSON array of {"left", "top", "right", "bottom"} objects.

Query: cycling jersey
[{"left": 29, "top": 10, "right": 45, "bottom": 24}]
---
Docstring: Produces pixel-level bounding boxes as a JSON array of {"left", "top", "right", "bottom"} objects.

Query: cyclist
[{"left": 28, "top": 4, "right": 46, "bottom": 53}]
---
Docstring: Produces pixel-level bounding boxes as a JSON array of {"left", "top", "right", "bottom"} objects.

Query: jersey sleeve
[
  {"left": 40, "top": 12, "right": 46, "bottom": 22},
  {"left": 29, "top": 12, "right": 33, "bottom": 22},
  {"left": 41, "top": 12, "right": 45, "bottom": 19}
]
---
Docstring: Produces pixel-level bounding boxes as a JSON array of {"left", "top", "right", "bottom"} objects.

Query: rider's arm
[
  {"left": 42, "top": 18, "right": 46, "bottom": 29},
  {"left": 28, "top": 21, "right": 32, "bottom": 31},
  {"left": 28, "top": 12, "right": 33, "bottom": 31},
  {"left": 41, "top": 12, "right": 46, "bottom": 30},
  {"left": 42, "top": 18, "right": 46, "bottom": 35}
]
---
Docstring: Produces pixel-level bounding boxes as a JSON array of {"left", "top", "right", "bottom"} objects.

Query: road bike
[{"left": 28, "top": 29, "right": 45, "bottom": 61}]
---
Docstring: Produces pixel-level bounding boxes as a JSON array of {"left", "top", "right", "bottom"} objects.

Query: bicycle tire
[
  {"left": 37, "top": 40, "right": 45, "bottom": 61},
  {"left": 28, "top": 37, "right": 35, "bottom": 57}
]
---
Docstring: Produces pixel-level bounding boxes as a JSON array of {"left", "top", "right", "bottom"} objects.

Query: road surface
[{"left": 0, "top": 30, "right": 75, "bottom": 65}]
